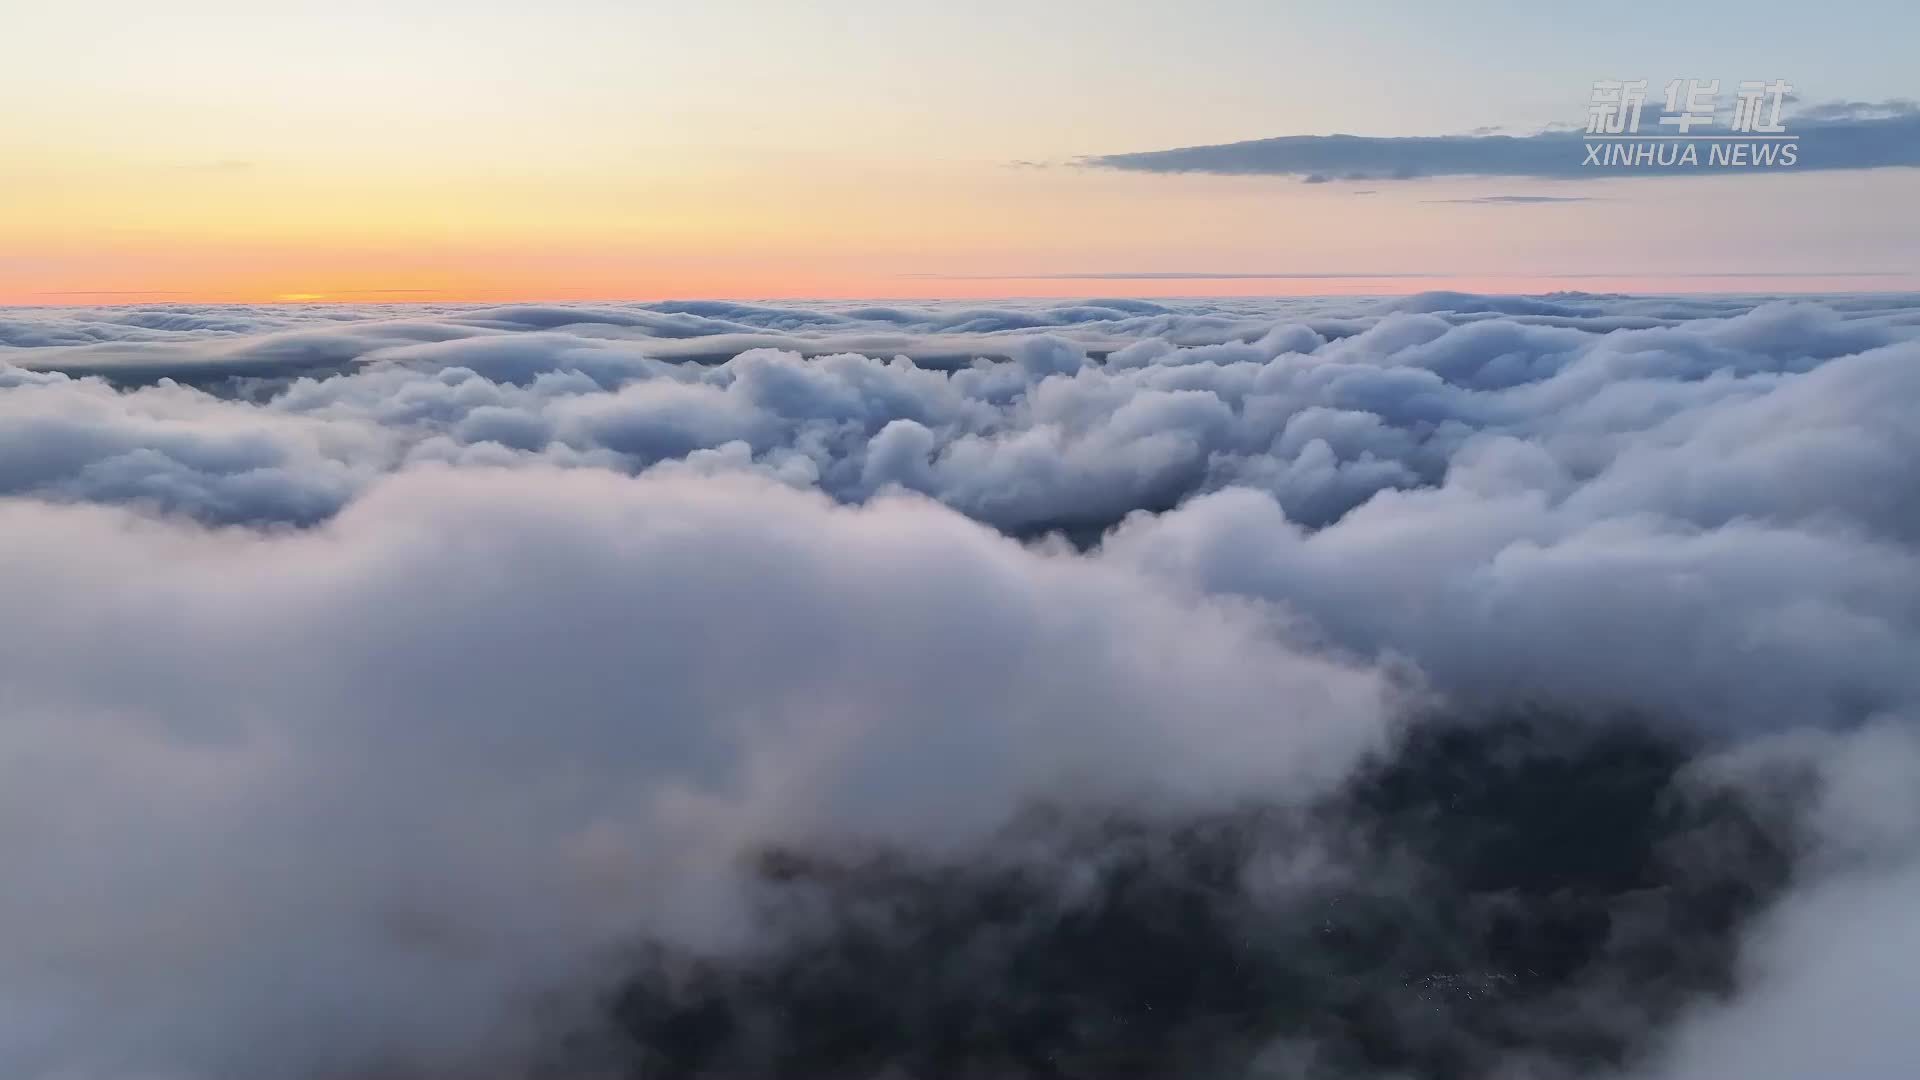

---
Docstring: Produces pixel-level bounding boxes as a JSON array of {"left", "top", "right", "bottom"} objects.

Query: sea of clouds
[{"left": 3, "top": 291, "right": 1918, "bottom": 1079}]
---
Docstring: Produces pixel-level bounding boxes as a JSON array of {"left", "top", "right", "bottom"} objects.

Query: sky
[{"left": 4, "top": 0, "right": 1918, "bottom": 303}]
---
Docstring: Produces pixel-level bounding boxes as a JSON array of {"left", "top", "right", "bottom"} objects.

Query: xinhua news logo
[{"left": 1585, "top": 80, "right": 1798, "bottom": 169}]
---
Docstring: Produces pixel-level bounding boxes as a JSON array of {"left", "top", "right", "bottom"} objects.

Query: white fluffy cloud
[
  {"left": 0, "top": 468, "right": 1391, "bottom": 1080},
  {"left": 4, "top": 291, "right": 1919, "bottom": 1079},
  {"left": 8, "top": 293, "right": 1918, "bottom": 541}
]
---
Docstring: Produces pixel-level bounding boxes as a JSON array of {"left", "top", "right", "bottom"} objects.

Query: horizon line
[{"left": 10, "top": 285, "right": 1920, "bottom": 312}]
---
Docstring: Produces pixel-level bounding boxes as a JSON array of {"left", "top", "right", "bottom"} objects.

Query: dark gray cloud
[
  {"left": 593, "top": 715, "right": 1796, "bottom": 1080},
  {"left": 1082, "top": 101, "right": 1920, "bottom": 181},
  {"left": 1427, "top": 194, "right": 1601, "bottom": 204}
]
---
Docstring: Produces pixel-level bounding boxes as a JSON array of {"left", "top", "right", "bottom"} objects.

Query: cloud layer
[
  {"left": 1082, "top": 101, "right": 1920, "bottom": 181},
  {"left": 4, "top": 291, "right": 1920, "bottom": 1078}
]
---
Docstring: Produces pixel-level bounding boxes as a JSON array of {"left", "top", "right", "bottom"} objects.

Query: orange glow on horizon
[
  {"left": 7, "top": 271, "right": 1914, "bottom": 307},
  {"left": 9, "top": 146, "right": 1914, "bottom": 308}
]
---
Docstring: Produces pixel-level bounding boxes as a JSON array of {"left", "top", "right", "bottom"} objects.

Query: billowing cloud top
[{"left": 4, "top": 290, "right": 1920, "bottom": 1079}]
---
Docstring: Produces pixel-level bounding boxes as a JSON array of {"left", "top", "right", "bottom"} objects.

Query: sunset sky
[
  {"left": 7, "top": 8, "right": 1920, "bottom": 1076},
  {"left": 5, "top": 0, "right": 1917, "bottom": 303}
]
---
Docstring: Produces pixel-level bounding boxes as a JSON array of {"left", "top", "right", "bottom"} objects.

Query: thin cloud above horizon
[
  {"left": 1081, "top": 100, "right": 1920, "bottom": 181},
  {"left": 905, "top": 269, "right": 1910, "bottom": 282},
  {"left": 1426, "top": 195, "right": 1603, "bottom": 205}
]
